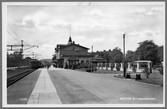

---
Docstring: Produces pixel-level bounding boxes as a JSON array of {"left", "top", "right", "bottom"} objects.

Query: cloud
[
  {"left": 86, "top": 9, "right": 113, "bottom": 19},
  {"left": 35, "top": 44, "right": 55, "bottom": 59},
  {"left": 141, "top": 30, "right": 154, "bottom": 37},
  {"left": 22, "top": 11, "right": 49, "bottom": 28},
  {"left": 131, "top": 8, "right": 146, "bottom": 14},
  {"left": 47, "top": 19, "right": 70, "bottom": 30},
  {"left": 33, "top": 11, "right": 49, "bottom": 22},
  {"left": 127, "top": 30, "right": 164, "bottom": 50},
  {"left": 73, "top": 18, "right": 120, "bottom": 31},
  {"left": 128, "top": 32, "right": 140, "bottom": 37},
  {"left": 146, "top": 7, "right": 163, "bottom": 16},
  {"left": 88, "top": 9, "right": 103, "bottom": 18},
  {"left": 92, "top": 37, "right": 105, "bottom": 42},
  {"left": 128, "top": 30, "right": 155, "bottom": 38},
  {"left": 7, "top": 5, "right": 164, "bottom": 59},
  {"left": 22, "top": 16, "right": 36, "bottom": 28},
  {"left": 41, "top": 44, "right": 52, "bottom": 48},
  {"left": 146, "top": 11, "right": 154, "bottom": 16},
  {"left": 130, "top": 6, "right": 163, "bottom": 16},
  {"left": 151, "top": 7, "right": 162, "bottom": 12},
  {"left": 74, "top": 36, "right": 86, "bottom": 40}
]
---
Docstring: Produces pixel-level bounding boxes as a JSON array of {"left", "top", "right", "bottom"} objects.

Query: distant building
[
  {"left": 54, "top": 37, "right": 94, "bottom": 68},
  {"left": 91, "top": 49, "right": 114, "bottom": 63}
]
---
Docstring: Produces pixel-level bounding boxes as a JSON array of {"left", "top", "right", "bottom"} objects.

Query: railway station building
[{"left": 54, "top": 37, "right": 94, "bottom": 69}]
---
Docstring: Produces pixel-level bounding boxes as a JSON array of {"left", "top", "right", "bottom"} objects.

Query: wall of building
[
  {"left": 63, "top": 57, "right": 92, "bottom": 65},
  {"left": 78, "top": 57, "right": 92, "bottom": 63},
  {"left": 60, "top": 45, "right": 88, "bottom": 56},
  {"left": 55, "top": 51, "right": 60, "bottom": 59}
]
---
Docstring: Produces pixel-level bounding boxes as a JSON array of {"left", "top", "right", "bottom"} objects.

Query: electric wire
[
  {"left": 7, "top": 24, "right": 22, "bottom": 41},
  {"left": 8, "top": 24, "right": 30, "bottom": 45},
  {"left": 7, "top": 31, "right": 20, "bottom": 44}
]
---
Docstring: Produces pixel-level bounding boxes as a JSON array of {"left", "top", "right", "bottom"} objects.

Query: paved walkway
[
  {"left": 48, "top": 68, "right": 163, "bottom": 104},
  {"left": 27, "top": 68, "right": 62, "bottom": 104}
]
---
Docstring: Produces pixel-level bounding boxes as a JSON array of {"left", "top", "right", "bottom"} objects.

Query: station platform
[{"left": 27, "top": 68, "right": 62, "bottom": 104}]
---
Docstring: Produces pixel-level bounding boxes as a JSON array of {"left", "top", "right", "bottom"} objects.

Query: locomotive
[{"left": 30, "top": 59, "right": 43, "bottom": 69}]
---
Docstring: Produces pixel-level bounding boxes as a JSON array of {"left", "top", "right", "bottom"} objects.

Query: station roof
[
  {"left": 68, "top": 57, "right": 79, "bottom": 61},
  {"left": 57, "top": 43, "right": 89, "bottom": 50}
]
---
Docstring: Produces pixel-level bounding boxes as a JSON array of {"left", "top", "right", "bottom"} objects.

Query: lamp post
[
  {"left": 91, "top": 45, "right": 93, "bottom": 72},
  {"left": 123, "top": 33, "right": 126, "bottom": 77}
]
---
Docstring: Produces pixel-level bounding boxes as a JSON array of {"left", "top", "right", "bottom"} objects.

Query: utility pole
[
  {"left": 91, "top": 45, "right": 93, "bottom": 72},
  {"left": 23, "top": 52, "right": 39, "bottom": 60},
  {"left": 33, "top": 52, "right": 34, "bottom": 59},
  {"left": 123, "top": 33, "right": 126, "bottom": 77},
  {"left": 20, "top": 40, "right": 23, "bottom": 68},
  {"left": 21, "top": 40, "right": 23, "bottom": 53},
  {"left": 7, "top": 40, "right": 38, "bottom": 52},
  {"left": 7, "top": 40, "right": 38, "bottom": 67}
]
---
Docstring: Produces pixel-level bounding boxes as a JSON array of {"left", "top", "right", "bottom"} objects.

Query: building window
[
  {"left": 86, "top": 60, "right": 89, "bottom": 63},
  {"left": 81, "top": 60, "right": 84, "bottom": 63}
]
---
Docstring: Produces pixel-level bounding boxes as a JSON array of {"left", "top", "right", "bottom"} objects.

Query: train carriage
[{"left": 30, "top": 59, "right": 42, "bottom": 69}]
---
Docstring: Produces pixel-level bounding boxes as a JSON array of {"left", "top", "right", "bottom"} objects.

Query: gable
[{"left": 61, "top": 44, "right": 89, "bottom": 51}]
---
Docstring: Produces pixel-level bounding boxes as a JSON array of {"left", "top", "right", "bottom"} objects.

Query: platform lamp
[
  {"left": 123, "top": 33, "right": 126, "bottom": 77},
  {"left": 91, "top": 45, "right": 93, "bottom": 72}
]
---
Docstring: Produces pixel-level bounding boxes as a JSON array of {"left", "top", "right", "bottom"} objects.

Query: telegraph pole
[{"left": 123, "top": 33, "right": 126, "bottom": 77}]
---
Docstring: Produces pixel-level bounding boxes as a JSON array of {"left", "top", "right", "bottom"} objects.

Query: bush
[
  {"left": 132, "top": 63, "right": 137, "bottom": 72},
  {"left": 106, "top": 63, "right": 108, "bottom": 70},
  {"left": 99, "top": 63, "right": 102, "bottom": 67},
  {"left": 78, "top": 63, "right": 89, "bottom": 69},
  {"left": 143, "top": 68, "right": 151, "bottom": 78},
  {"left": 110, "top": 63, "right": 115, "bottom": 71},
  {"left": 64, "top": 63, "right": 68, "bottom": 69},
  {"left": 106, "top": 63, "right": 109, "bottom": 67},
  {"left": 158, "top": 66, "right": 163, "bottom": 75},
  {"left": 86, "top": 65, "right": 97, "bottom": 72},
  {"left": 132, "top": 67, "right": 136, "bottom": 72},
  {"left": 116, "top": 63, "right": 121, "bottom": 71},
  {"left": 102, "top": 63, "right": 105, "bottom": 67}
]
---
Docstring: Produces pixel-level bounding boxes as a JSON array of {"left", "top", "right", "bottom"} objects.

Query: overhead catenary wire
[
  {"left": 8, "top": 24, "right": 31, "bottom": 46},
  {"left": 23, "top": 40, "right": 30, "bottom": 45},
  {"left": 7, "top": 24, "right": 38, "bottom": 54},
  {"left": 7, "top": 24, "right": 22, "bottom": 41},
  {"left": 7, "top": 31, "right": 20, "bottom": 44}
]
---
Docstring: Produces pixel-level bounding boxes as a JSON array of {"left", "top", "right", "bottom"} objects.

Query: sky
[{"left": 6, "top": 2, "right": 165, "bottom": 59}]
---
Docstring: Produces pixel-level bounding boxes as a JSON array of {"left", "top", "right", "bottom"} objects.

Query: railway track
[{"left": 7, "top": 69, "right": 36, "bottom": 87}]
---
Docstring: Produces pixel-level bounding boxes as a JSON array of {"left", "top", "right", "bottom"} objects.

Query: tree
[
  {"left": 143, "top": 67, "right": 151, "bottom": 78},
  {"left": 52, "top": 54, "right": 57, "bottom": 63},
  {"left": 135, "top": 40, "right": 158, "bottom": 65},
  {"left": 112, "top": 47, "right": 123, "bottom": 63},
  {"left": 126, "top": 50, "right": 135, "bottom": 62},
  {"left": 103, "top": 53, "right": 111, "bottom": 63},
  {"left": 110, "top": 62, "right": 115, "bottom": 71},
  {"left": 7, "top": 51, "right": 23, "bottom": 67},
  {"left": 157, "top": 46, "right": 163, "bottom": 62}
]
